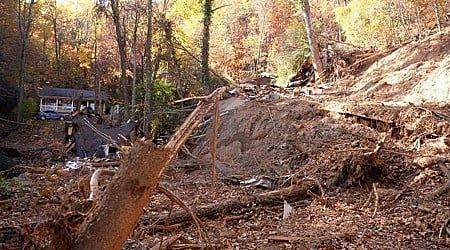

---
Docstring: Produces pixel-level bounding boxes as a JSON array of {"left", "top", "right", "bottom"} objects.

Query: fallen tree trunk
[
  {"left": 143, "top": 184, "right": 316, "bottom": 226},
  {"left": 70, "top": 87, "right": 227, "bottom": 250}
]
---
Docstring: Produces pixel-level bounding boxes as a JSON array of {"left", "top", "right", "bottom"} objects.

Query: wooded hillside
[{"left": 1, "top": 0, "right": 449, "bottom": 122}]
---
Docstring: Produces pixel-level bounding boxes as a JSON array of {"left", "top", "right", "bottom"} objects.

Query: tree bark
[
  {"left": 110, "top": 0, "right": 130, "bottom": 118},
  {"left": 131, "top": 2, "right": 140, "bottom": 121},
  {"left": 143, "top": 0, "right": 153, "bottom": 136},
  {"left": 17, "top": 0, "right": 35, "bottom": 122},
  {"left": 300, "top": 0, "right": 324, "bottom": 83},
  {"left": 201, "top": 0, "right": 213, "bottom": 94},
  {"left": 52, "top": 0, "right": 61, "bottom": 84}
]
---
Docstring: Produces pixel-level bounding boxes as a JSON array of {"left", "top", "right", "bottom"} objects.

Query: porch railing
[{"left": 40, "top": 104, "right": 74, "bottom": 113}]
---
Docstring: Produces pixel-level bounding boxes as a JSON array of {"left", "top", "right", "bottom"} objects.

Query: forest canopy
[{"left": 0, "top": 0, "right": 448, "bottom": 121}]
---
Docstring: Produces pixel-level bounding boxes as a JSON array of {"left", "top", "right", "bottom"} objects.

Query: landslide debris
[{"left": 2, "top": 29, "right": 450, "bottom": 249}]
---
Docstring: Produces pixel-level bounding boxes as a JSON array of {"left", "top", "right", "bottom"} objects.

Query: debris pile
[{"left": 1, "top": 29, "right": 450, "bottom": 249}]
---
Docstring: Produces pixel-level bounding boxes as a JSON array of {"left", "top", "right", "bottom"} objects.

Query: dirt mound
[
  {"left": 336, "top": 28, "right": 450, "bottom": 105},
  {"left": 189, "top": 95, "right": 450, "bottom": 185},
  {"left": 174, "top": 93, "right": 449, "bottom": 248}
]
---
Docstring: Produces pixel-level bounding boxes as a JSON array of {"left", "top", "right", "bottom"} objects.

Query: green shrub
[
  {"left": 13, "top": 97, "right": 39, "bottom": 121},
  {"left": 0, "top": 177, "right": 12, "bottom": 199}
]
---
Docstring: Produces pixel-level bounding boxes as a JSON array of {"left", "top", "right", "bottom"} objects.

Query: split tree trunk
[
  {"left": 72, "top": 144, "right": 172, "bottom": 250},
  {"left": 71, "top": 88, "right": 226, "bottom": 250}
]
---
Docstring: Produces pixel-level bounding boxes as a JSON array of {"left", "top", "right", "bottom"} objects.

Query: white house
[{"left": 38, "top": 87, "right": 107, "bottom": 114}]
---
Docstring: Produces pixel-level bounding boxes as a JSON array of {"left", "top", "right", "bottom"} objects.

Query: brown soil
[{"left": 1, "top": 29, "right": 450, "bottom": 249}]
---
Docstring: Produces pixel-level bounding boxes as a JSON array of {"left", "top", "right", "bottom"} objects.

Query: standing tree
[
  {"left": 17, "top": 0, "right": 36, "bottom": 121},
  {"left": 130, "top": 0, "right": 141, "bottom": 120},
  {"left": 50, "top": 0, "right": 62, "bottom": 83},
  {"left": 254, "top": 0, "right": 269, "bottom": 75},
  {"left": 110, "top": 0, "right": 130, "bottom": 118},
  {"left": 143, "top": 0, "right": 153, "bottom": 135},
  {"left": 201, "top": 0, "right": 213, "bottom": 94},
  {"left": 300, "top": 0, "right": 324, "bottom": 83}
]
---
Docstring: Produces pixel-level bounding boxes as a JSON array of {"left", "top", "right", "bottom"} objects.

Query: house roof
[{"left": 39, "top": 87, "right": 107, "bottom": 101}]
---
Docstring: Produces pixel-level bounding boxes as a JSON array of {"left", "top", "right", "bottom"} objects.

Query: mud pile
[{"left": 334, "top": 27, "right": 450, "bottom": 105}]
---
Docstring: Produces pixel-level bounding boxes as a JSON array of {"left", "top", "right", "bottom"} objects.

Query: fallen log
[{"left": 143, "top": 183, "right": 316, "bottom": 227}]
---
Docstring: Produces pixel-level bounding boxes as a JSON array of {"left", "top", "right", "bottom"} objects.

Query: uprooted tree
[{"left": 67, "top": 88, "right": 226, "bottom": 250}]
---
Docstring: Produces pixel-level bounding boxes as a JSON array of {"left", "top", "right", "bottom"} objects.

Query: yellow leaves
[
  {"left": 167, "top": 0, "right": 203, "bottom": 47},
  {"left": 56, "top": 0, "right": 95, "bottom": 16},
  {"left": 77, "top": 44, "right": 93, "bottom": 69},
  {"left": 335, "top": 0, "right": 393, "bottom": 49}
]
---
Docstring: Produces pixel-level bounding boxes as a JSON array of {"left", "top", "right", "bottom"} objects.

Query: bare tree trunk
[
  {"left": 131, "top": 2, "right": 140, "bottom": 121},
  {"left": 336, "top": 0, "right": 342, "bottom": 42},
  {"left": 52, "top": 0, "right": 61, "bottom": 84},
  {"left": 398, "top": 1, "right": 411, "bottom": 40},
  {"left": 433, "top": 0, "right": 441, "bottom": 32},
  {"left": 300, "top": 0, "right": 324, "bottom": 83},
  {"left": 255, "top": 0, "right": 268, "bottom": 75},
  {"left": 415, "top": 5, "right": 423, "bottom": 39},
  {"left": 201, "top": 0, "right": 213, "bottom": 94},
  {"left": 110, "top": 0, "right": 130, "bottom": 119},
  {"left": 143, "top": 0, "right": 153, "bottom": 136},
  {"left": 162, "top": 17, "right": 184, "bottom": 99},
  {"left": 93, "top": 19, "right": 102, "bottom": 114},
  {"left": 17, "top": 0, "right": 35, "bottom": 122}
]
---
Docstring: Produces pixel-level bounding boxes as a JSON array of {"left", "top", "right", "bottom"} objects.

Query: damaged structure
[{"left": 66, "top": 115, "right": 135, "bottom": 157}]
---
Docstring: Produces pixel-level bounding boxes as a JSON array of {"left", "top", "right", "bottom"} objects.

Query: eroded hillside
[{"left": 1, "top": 29, "right": 450, "bottom": 249}]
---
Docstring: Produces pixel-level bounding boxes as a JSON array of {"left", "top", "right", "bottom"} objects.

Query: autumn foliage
[{"left": 0, "top": 0, "right": 449, "bottom": 118}]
